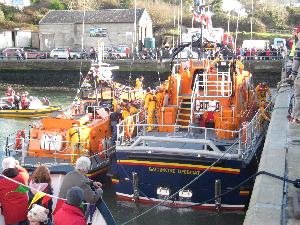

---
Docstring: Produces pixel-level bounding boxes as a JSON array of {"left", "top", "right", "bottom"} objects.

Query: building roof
[{"left": 40, "top": 9, "right": 146, "bottom": 24}]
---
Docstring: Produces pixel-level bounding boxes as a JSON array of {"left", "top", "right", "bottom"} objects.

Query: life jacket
[
  {"left": 144, "top": 92, "right": 153, "bottom": 106},
  {"left": 67, "top": 127, "right": 80, "bottom": 143},
  {"left": 148, "top": 95, "right": 157, "bottom": 110},
  {"left": 21, "top": 95, "right": 28, "bottom": 107},
  {"left": 155, "top": 91, "right": 164, "bottom": 108}
]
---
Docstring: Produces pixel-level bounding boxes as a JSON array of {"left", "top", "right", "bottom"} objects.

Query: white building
[
  {"left": 0, "top": 0, "right": 30, "bottom": 9},
  {"left": 0, "top": 30, "right": 32, "bottom": 49},
  {"left": 39, "top": 9, "right": 153, "bottom": 51}
]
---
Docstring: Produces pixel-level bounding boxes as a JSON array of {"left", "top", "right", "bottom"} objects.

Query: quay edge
[
  {"left": 0, "top": 59, "right": 283, "bottom": 73},
  {"left": 243, "top": 85, "right": 290, "bottom": 225}
]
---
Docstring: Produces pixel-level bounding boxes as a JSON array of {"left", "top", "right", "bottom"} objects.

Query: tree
[
  {"left": 212, "top": 0, "right": 223, "bottom": 14},
  {"left": 120, "top": 0, "right": 132, "bottom": 9},
  {"left": 49, "top": 0, "right": 66, "bottom": 10}
]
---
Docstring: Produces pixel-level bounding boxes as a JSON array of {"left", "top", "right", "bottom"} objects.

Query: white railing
[
  {"left": 4, "top": 126, "right": 112, "bottom": 166},
  {"left": 195, "top": 72, "right": 232, "bottom": 97},
  {"left": 239, "top": 102, "right": 272, "bottom": 158},
  {"left": 190, "top": 74, "right": 199, "bottom": 126},
  {"left": 116, "top": 110, "right": 145, "bottom": 144}
]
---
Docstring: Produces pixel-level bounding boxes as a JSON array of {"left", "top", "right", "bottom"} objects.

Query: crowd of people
[
  {"left": 235, "top": 46, "right": 286, "bottom": 60},
  {"left": 0, "top": 156, "right": 104, "bottom": 225}
]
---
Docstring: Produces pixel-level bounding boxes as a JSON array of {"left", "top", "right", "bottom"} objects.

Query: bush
[
  {"left": 120, "top": 0, "right": 132, "bottom": 9},
  {"left": 0, "top": 3, "right": 20, "bottom": 21},
  {"left": 49, "top": 0, "right": 65, "bottom": 10}
]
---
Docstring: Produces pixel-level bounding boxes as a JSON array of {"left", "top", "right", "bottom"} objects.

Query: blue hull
[{"left": 111, "top": 150, "right": 261, "bottom": 210}]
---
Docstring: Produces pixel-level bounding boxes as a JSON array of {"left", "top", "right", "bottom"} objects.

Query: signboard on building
[{"left": 89, "top": 27, "right": 107, "bottom": 37}]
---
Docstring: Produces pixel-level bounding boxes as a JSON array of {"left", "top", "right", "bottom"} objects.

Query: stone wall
[{"left": 0, "top": 60, "right": 283, "bottom": 87}]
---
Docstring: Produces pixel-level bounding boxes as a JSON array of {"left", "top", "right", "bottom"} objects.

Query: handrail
[
  {"left": 189, "top": 74, "right": 199, "bottom": 126},
  {"left": 5, "top": 128, "right": 112, "bottom": 166},
  {"left": 116, "top": 110, "right": 145, "bottom": 144},
  {"left": 116, "top": 101, "right": 272, "bottom": 160},
  {"left": 196, "top": 72, "right": 232, "bottom": 97}
]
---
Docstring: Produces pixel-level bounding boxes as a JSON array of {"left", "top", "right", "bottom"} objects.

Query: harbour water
[{"left": 0, "top": 86, "right": 245, "bottom": 225}]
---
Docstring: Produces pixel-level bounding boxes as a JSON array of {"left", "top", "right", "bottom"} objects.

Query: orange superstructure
[
  {"left": 155, "top": 58, "right": 258, "bottom": 138},
  {"left": 28, "top": 110, "right": 111, "bottom": 161}
]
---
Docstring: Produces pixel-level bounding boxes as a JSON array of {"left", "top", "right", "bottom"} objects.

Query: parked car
[
  {"left": 110, "top": 51, "right": 127, "bottom": 59},
  {"left": 50, "top": 48, "right": 81, "bottom": 59},
  {"left": 1, "top": 47, "right": 24, "bottom": 58},
  {"left": 24, "top": 49, "right": 47, "bottom": 59}
]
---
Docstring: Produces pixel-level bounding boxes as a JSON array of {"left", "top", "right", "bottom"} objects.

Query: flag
[
  {"left": 6, "top": 184, "right": 30, "bottom": 196},
  {"left": 13, "top": 184, "right": 30, "bottom": 193},
  {"left": 41, "top": 195, "right": 52, "bottom": 207},
  {"left": 29, "top": 192, "right": 46, "bottom": 209},
  {"left": 193, "top": 12, "right": 201, "bottom": 22}
]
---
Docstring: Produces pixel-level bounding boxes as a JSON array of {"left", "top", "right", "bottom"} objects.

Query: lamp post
[
  {"left": 227, "top": 11, "right": 230, "bottom": 33},
  {"left": 173, "top": 9, "right": 175, "bottom": 48},
  {"left": 132, "top": 0, "right": 137, "bottom": 60},
  {"left": 81, "top": 0, "right": 86, "bottom": 52}
]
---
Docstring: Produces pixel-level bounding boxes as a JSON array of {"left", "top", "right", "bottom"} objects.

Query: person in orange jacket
[
  {"left": 147, "top": 93, "right": 157, "bottom": 132},
  {"left": 155, "top": 87, "right": 164, "bottom": 109},
  {"left": 255, "top": 82, "right": 271, "bottom": 104},
  {"left": 66, "top": 123, "right": 81, "bottom": 164},
  {"left": 135, "top": 76, "right": 144, "bottom": 90}
]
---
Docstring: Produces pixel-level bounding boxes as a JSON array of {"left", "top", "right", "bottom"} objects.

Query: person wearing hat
[
  {"left": 55, "top": 157, "right": 103, "bottom": 213},
  {"left": 291, "top": 25, "right": 300, "bottom": 123},
  {"left": 54, "top": 187, "right": 86, "bottom": 225},
  {"left": 0, "top": 157, "right": 29, "bottom": 225}
]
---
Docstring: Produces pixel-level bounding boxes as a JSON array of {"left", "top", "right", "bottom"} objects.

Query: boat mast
[
  {"left": 180, "top": 0, "right": 183, "bottom": 43},
  {"left": 81, "top": 0, "right": 86, "bottom": 53}
]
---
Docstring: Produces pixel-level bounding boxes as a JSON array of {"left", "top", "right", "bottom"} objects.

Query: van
[
  {"left": 242, "top": 40, "right": 269, "bottom": 50},
  {"left": 273, "top": 38, "right": 286, "bottom": 49}
]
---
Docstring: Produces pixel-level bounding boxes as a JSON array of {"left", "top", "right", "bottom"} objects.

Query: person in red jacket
[
  {"left": 0, "top": 157, "right": 29, "bottom": 225},
  {"left": 54, "top": 186, "right": 86, "bottom": 225}
]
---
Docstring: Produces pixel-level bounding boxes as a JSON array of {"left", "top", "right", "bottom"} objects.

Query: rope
[
  {"left": 121, "top": 138, "right": 240, "bottom": 225},
  {"left": 121, "top": 168, "right": 300, "bottom": 224},
  {"left": 0, "top": 173, "right": 66, "bottom": 202},
  {"left": 175, "top": 170, "right": 300, "bottom": 209}
]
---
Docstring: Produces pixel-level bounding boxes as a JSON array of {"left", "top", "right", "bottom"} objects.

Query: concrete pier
[{"left": 244, "top": 78, "right": 300, "bottom": 224}]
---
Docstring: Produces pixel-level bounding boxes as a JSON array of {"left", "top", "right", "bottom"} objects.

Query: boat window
[
  {"left": 216, "top": 61, "right": 230, "bottom": 73},
  {"left": 172, "top": 64, "right": 180, "bottom": 74},
  {"left": 191, "top": 69, "right": 204, "bottom": 90}
]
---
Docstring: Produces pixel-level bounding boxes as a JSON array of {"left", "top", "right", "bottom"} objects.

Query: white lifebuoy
[{"left": 40, "top": 134, "right": 63, "bottom": 151}]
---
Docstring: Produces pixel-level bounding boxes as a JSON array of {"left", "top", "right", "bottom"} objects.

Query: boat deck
[
  {"left": 11, "top": 151, "right": 109, "bottom": 174},
  {"left": 117, "top": 126, "right": 243, "bottom": 160},
  {"left": 129, "top": 129, "right": 238, "bottom": 150}
]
